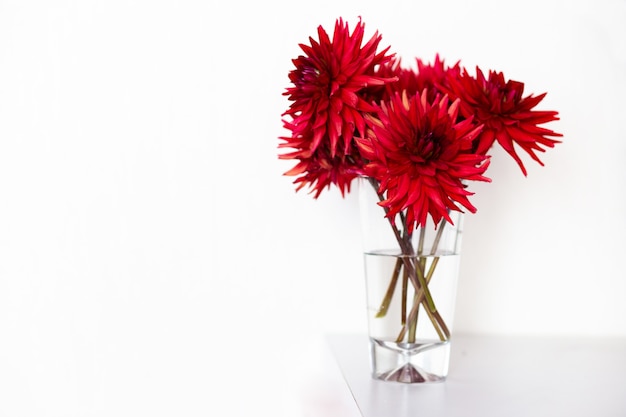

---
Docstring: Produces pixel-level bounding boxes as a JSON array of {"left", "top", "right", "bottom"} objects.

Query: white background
[{"left": 1, "top": 0, "right": 625, "bottom": 416}]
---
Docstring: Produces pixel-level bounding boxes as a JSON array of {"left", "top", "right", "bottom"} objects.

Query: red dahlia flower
[
  {"left": 281, "top": 18, "right": 396, "bottom": 157},
  {"left": 281, "top": 140, "right": 363, "bottom": 198},
  {"left": 448, "top": 67, "right": 562, "bottom": 175},
  {"left": 279, "top": 18, "right": 397, "bottom": 197},
  {"left": 365, "top": 55, "right": 460, "bottom": 105},
  {"left": 415, "top": 55, "right": 461, "bottom": 101},
  {"left": 280, "top": 117, "right": 363, "bottom": 197},
  {"left": 356, "top": 91, "right": 491, "bottom": 230}
]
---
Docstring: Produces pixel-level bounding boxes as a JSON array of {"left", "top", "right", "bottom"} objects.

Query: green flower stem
[
  {"left": 398, "top": 290, "right": 446, "bottom": 342},
  {"left": 408, "top": 292, "right": 418, "bottom": 342},
  {"left": 417, "top": 226, "right": 426, "bottom": 255},
  {"left": 430, "top": 220, "right": 447, "bottom": 256},
  {"left": 401, "top": 266, "right": 408, "bottom": 325},
  {"left": 374, "top": 230, "right": 412, "bottom": 320},
  {"left": 422, "top": 302, "right": 445, "bottom": 341},
  {"left": 397, "top": 255, "right": 449, "bottom": 342},
  {"left": 398, "top": 293, "right": 446, "bottom": 342},
  {"left": 432, "top": 309, "right": 450, "bottom": 339},
  {"left": 425, "top": 256, "right": 440, "bottom": 281},
  {"left": 374, "top": 257, "right": 402, "bottom": 318},
  {"left": 415, "top": 258, "right": 436, "bottom": 312}
]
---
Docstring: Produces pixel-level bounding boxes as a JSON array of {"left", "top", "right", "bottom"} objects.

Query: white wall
[{"left": 0, "top": 0, "right": 625, "bottom": 415}]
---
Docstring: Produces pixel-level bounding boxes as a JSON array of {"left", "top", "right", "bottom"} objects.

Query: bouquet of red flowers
[{"left": 279, "top": 17, "right": 561, "bottom": 382}]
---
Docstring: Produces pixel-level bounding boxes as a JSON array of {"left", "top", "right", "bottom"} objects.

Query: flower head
[
  {"left": 281, "top": 18, "right": 396, "bottom": 158},
  {"left": 280, "top": 139, "right": 363, "bottom": 198},
  {"left": 448, "top": 67, "right": 562, "bottom": 175},
  {"left": 365, "top": 55, "right": 460, "bottom": 105},
  {"left": 415, "top": 55, "right": 461, "bottom": 100},
  {"left": 279, "top": 18, "right": 397, "bottom": 197},
  {"left": 356, "top": 91, "right": 491, "bottom": 230}
]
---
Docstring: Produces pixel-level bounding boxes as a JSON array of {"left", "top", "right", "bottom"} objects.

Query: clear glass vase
[{"left": 359, "top": 177, "right": 463, "bottom": 383}]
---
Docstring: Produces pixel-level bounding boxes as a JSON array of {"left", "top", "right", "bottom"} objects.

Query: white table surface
[{"left": 324, "top": 333, "right": 626, "bottom": 417}]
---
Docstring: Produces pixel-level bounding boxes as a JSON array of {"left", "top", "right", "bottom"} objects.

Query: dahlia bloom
[
  {"left": 448, "top": 67, "right": 562, "bottom": 175},
  {"left": 279, "top": 18, "right": 397, "bottom": 197},
  {"left": 365, "top": 55, "right": 460, "bottom": 105},
  {"left": 356, "top": 91, "right": 491, "bottom": 230},
  {"left": 415, "top": 55, "right": 461, "bottom": 101},
  {"left": 282, "top": 18, "right": 395, "bottom": 156},
  {"left": 280, "top": 129, "right": 364, "bottom": 198}
]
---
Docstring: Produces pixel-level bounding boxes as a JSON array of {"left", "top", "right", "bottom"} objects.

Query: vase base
[
  {"left": 377, "top": 363, "right": 444, "bottom": 383},
  {"left": 369, "top": 338, "right": 450, "bottom": 384}
]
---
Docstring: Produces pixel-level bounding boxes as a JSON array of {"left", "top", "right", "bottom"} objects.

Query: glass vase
[{"left": 358, "top": 177, "right": 463, "bottom": 383}]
